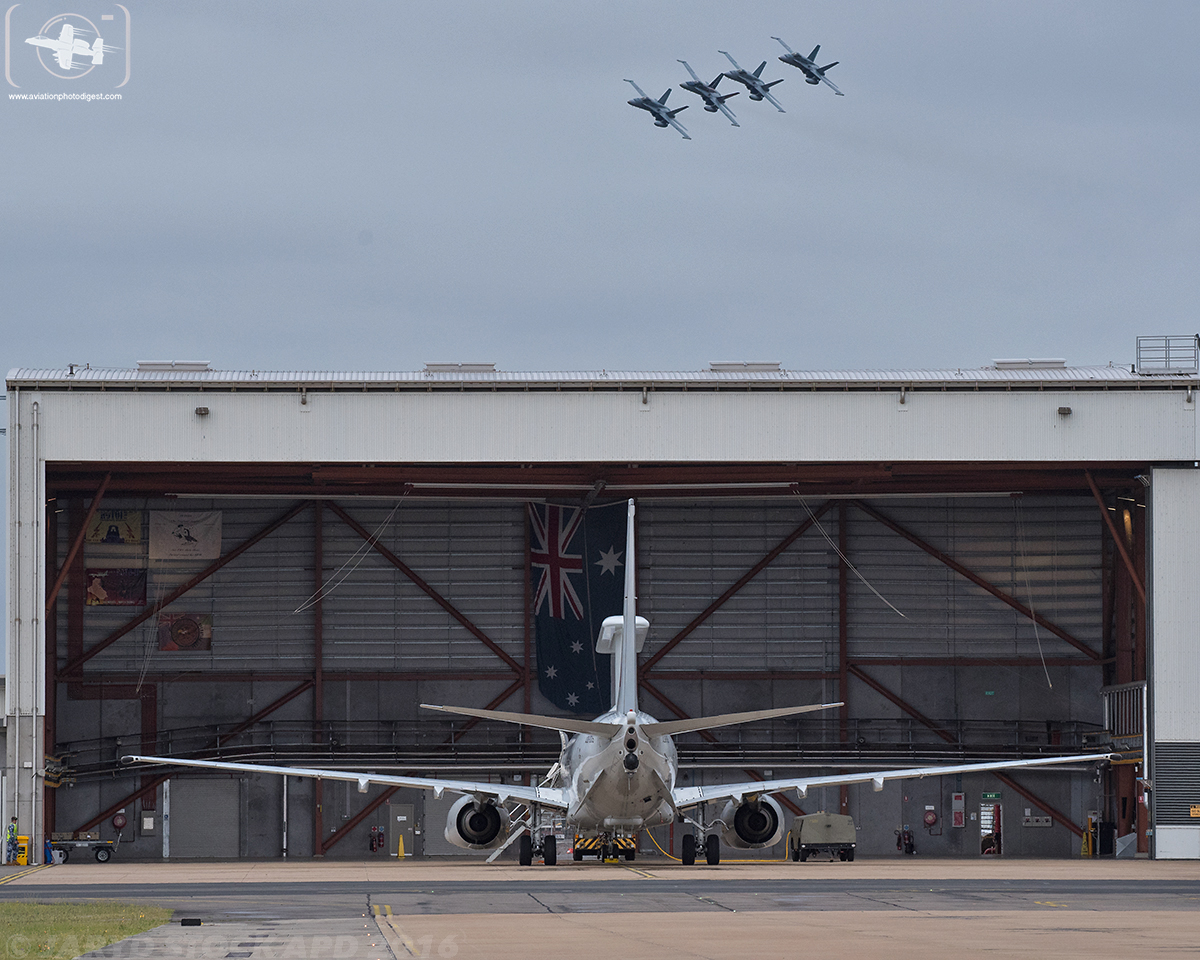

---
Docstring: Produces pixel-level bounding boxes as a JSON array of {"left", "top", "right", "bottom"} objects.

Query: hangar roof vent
[
  {"left": 136, "top": 361, "right": 212, "bottom": 372},
  {"left": 423, "top": 362, "right": 497, "bottom": 374},
  {"left": 992, "top": 358, "right": 1067, "bottom": 370},
  {"left": 709, "top": 361, "right": 782, "bottom": 372}
]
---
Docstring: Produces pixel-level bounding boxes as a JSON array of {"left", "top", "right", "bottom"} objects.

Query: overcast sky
[
  {"left": 2, "top": 2, "right": 1199, "bottom": 663},
  {"left": 2, "top": 0, "right": 1197, "bottom": 376}
]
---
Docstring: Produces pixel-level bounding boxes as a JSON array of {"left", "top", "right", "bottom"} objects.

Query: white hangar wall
[
  {"left": 12, "top": 386, "right": 1200, "bottom": 464},
  {"left": 7, "top": 365, "right": 1200, "bottom": 860}
]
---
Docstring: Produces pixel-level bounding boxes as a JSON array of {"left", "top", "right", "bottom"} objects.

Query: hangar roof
[{"left": 7, "top": 363, "right": 1194, "bottom": 390}]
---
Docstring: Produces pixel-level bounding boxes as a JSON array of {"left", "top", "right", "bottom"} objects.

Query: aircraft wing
[
  {"left": 672, "top": 753, "right": 1115, "bottom": 809},
  {"left": 762, "top": 88, "right": 787, "bottom": 113},
  {"left": 624, "top": 78, "right": 648, "bottom": 99},
  {"left": 718, "top": 50, "right": 741, "bottom": 71},
  {"left": 58, "top": 23, "right": 74, "bottom": 43},
  {"left": 123, "top": 755, "right": 570, "bottom": 809},
  {"left": 821, "top": 75, "right": 844, "bottom": 96},
  {"left": 771, "top": 36, "right": 796, "bottom": 55},
  {"left": 55, "top": 48, "right": 73, "bottom": 70},
  {"left": 667, "top": 115, "right": 691, "bottom": 140},
  {"left": 717, "top": 100, "right": 740, "bottom": 126},
  {"left": 677, "top": 59, "right": 701, "bottom": 83}
]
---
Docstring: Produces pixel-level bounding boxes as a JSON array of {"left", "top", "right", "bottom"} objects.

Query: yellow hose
[{"left": 642, "top": 828, "right": 793, "bottom": 863}]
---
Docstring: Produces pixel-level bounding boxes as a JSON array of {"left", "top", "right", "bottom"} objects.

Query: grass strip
[{"left": 0, "top": 901, "right": 172, "bottom": 958}]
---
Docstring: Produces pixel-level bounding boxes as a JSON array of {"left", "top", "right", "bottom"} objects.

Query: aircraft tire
[
  {"left": 543, "top": 836, "right": 557, "bottom": 866},
  {"left": 681, "top": 834, "right": 696, "bottom": 866},
  {"left": 705, "top": 834, "right": 720, "bottom": 865},
  {"left": 518, "top": 835, "right": 533, "bottom": 867},
  {"left": 573, "top": 846, "right": 583, "bottom": 862}
]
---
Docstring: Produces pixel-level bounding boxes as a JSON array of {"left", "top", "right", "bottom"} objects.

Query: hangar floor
[{"left": 4, "top": 860, "right": 1198, "bottom": 959}]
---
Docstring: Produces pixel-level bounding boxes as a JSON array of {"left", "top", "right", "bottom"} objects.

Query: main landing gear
[
  {"left": 680, "top": 833, "right": 720, "bottom": 866},
  {"left": 518, "top": 833, "right": 557, "bottom": 866}
]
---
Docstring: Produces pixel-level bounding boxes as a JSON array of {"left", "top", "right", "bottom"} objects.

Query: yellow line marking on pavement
[
  {"left": 0, "top": 865, "right": 48, "bottom": 885},
  {"left": 623, "top": 865, "right": 657, "bottom": 879},
  {"left": 371, "top": 904, "right": 394, "bottom": 917},
  {"left": 1034, "top": 901, "right": 1068, "bottom": 907}
]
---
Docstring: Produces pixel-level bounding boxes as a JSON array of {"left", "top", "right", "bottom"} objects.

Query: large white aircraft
[
  {"left": 127, "top": 500, "right": 1112, "bottom": 865},
  {"left": 25, "top": 23, "right": 106, "bottom": 71}
]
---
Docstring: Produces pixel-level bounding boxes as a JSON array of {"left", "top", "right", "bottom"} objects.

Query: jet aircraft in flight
[
  {"left": 718, "top": 51, "right": 786, "bottom": 112},
  {"left": 772, "top": 36, "right": 844, "bottom": 96},
  {"left": 624, "top": 80, "right": 690, "bottom": 139},
  {"left": 25, "top": 23, "right": 106, "bottom": 71},
  {"left": 677, "top": 60, "right": 740, "bottom": 127},
  {"left": 128, "top": 500, "right": 1114, "bottom": 866}
]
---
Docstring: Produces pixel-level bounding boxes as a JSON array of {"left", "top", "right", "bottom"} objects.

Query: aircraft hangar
[{"left": 5, "top": 348, "right": 1200, "bottom": 862}]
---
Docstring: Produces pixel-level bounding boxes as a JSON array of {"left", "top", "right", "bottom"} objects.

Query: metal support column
[{"left": 313, "top": 502, "right": 325, "bottom": 857}]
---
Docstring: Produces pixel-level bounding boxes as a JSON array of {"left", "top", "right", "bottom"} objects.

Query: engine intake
[
  {"left": 719, "top": 795, "right": 784, "bottom": 849},
  {"left": 444, "top": 795, "right": 510, "bottom": 850}
]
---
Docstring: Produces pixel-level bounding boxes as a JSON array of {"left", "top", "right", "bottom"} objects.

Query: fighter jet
[
  {"left": 772, "top": 36, "right": 844, "bottom": 96},
  {"left": 677, "top": 60, "right": 740, "bottom": 127},
  {"left": 126, "top": 500, "right": 1114, "bottom": 867},
  {"left": 718, "top": 51, "right": 786, "bottom": 112},
  {"left": 25, "top": 23, "right": 105, "bottom": 71},
  {"left": 624, "top": 80, "right": 690, "bottom": 140}
]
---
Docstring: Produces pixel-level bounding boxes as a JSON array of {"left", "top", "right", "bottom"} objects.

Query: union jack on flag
[{"left": 529, "top": 504, "right": 584, "bottom": 619}]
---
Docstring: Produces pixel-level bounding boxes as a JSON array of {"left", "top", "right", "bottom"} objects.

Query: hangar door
[{"left": 170, "top": 779, "right": 240, "bottom": 858}]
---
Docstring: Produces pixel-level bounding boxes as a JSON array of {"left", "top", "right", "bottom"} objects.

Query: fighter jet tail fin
[
  {"left": 809, "top": 45, "right": 821, "bottom": 60},
  {"left": 668, "top": 104, "right": 689, "bottom": 118},
  {"left": 753, "top": 60, "right": 767, "bottom": 78},
  {"left": 819, "top": 61, "right": 838, "bottom": 74},
  {"left": 765, "top": 78, "right": 784, "bottom": 89},
  {"left": 658, "top": 88, "right": 671, "bottom": 105}
]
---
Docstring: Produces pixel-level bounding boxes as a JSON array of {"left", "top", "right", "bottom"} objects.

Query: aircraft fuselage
[{"left": 562, "top": 709, "right": 677, "bottom": 835}]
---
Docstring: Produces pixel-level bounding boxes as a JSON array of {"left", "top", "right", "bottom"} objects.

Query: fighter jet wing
[
  {"left": 677, "top": 59, "right": 702, "bottom": 83},
  {"left": 718, "top": 50, "right": 741, "bottom": 71},
  {"left": 771, "top": 36, "right": 796, "bottom": 56},
  {"left": 624, "top": 79, "right": 648, "bottom": 99},
  {"left": 667, "top": 114, "right": 691, "bottom": 140},
  {"left": 820, "top": 74, "right": 844, "bottom": 96},
  {"left": 124, "top": 755, "right": 570, "bottom": 809},
  {"left": 761, "top": 88, "right": 787, "bottom": 113},
  {"left": 717, "top": 100, "right": 740, "bottom": 126},
  {"left": 672, "top": 753, "right": 1115, "bottom": 809}
]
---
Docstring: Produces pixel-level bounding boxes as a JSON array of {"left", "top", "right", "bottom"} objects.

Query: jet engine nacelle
[
  {"left": 719, "top": 795, "right": 785, "bottom": 849},
  {"left": 444, "top": 795, "right": 510, "bottom": 850}
]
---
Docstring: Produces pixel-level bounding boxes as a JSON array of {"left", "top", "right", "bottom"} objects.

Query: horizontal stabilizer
[
  {"left": 642, "top": 701, "right": 841, "bottom": 738},
  {"left": 668, "top": 105, "right": 689, "bottom": 118},
  {"left": 421, "top": 703, "right": 621, "bottom": 737},
  {"left": 719, "top": 91, "right": 739, "bottom": 101},
  {"left": 765, "top": 78, "right": 784, "bottom": 88},
  {"left": 819, "top": 61, "right": 838, "bottom": 73}
]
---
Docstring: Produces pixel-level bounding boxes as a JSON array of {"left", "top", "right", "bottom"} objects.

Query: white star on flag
[
  {"left": 567, "top": 692, "right": 579, "bottom": 706},
  {"left": 595, "top": 545, "right": 623, "bottom": 576},
  {"left": 545, "top": 665, "right": 557, "bottom": 679},
  {"left": 570, "top": 641, "right": 583, "bottom": 654},
  {"left": 586, "top": 681, "right": 594, "bottom": 690}
]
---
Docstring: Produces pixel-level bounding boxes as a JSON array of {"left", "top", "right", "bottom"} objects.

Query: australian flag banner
[{"left": 529, "top": 500, "right": 627, "bottom": 715}]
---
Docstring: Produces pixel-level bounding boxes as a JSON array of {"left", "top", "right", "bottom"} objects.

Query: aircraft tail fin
[
  {"left": 659, "top": 88, "right": 671, "bottom": 104},
  {"left": 711, "top": 74, "right": 723, "bottom": 88},
  {"left": 819, "top": 61, "right": 838, "bottom": 74},
  {"left": 808, "top": 44, "right": 820, "bottom": 61},
  {"left": 642, "top": 702, "right": 842, "bottom": 738},
  {"left": 765, "top": 78, "right": 784, "bottom": 89},
  {"left": 614, "top": 499, "right": 639, "bottom": 715},
  {"left": 718, "top": 91, "right": 739, "bottom": 102},
  {"left": 668, "top": 104, "right": 689, "bottom": 118},
  {"left": 753, "top": 60, "right": 767, "bottom": 78}
]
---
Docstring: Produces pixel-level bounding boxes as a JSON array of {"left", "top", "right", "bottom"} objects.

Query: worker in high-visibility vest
[{"left": 4, "top": 818, "right": 17, "bottom": 864}]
